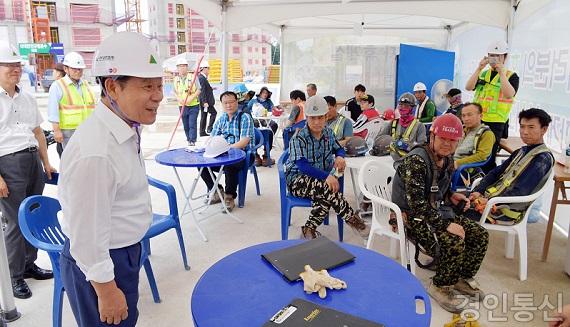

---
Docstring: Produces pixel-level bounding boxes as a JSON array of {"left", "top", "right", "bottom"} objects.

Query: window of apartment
[
  {"left": 248, "top": 59, "right": 252, "bottom": 65},
  {"left": 0, "top": 1, "right": 5, "bottom": 20},
  {"left": 255, "top": 59, "right": 259, "bottom": 65},
  {"left": 170, "top": 45, "right": 176, "bottom": 56},
  {"left": 176, "top": 4, "right": 184, "bottom": 16},
  {"left": 232, "top": 46, "right": 240, "bottom": 55},
  {"left": 79, "top": 51, "right": 94, "bottom": 68},
  {"left": 70, "top": 4, "right": 99, "bottom": 24},
  {"left": 209, "top": 46, "right": 216, "bottom": 53},
  {"left": 191, "top": 31, "right": 205, "bottom": 44},
  {"left": 32, "top": 1, "right": 57, "bottom": 21},
  {"left": 177, "top": 32, "right": 185, "bottom": 43},
  {"left": 168, "top": 17, "right": 174, "bottom": 28},
  {"left": 208, "top": 21, "right": 214, "bottom": 28},
  {"left": 190, "top": 18, "right": 203, "bottom": 29},
  {"left": 192, "top": 45, "right": 205, "bottom": 53},
  {"left": 232, "top": 34, "right": 240, "bottom": 42},
  {"left": 176, "top": 18, "right": 185, "bottom": 29},
  {"left": 178, "top": 45, "right": 186, "bottom": 54},
  {"left": 169, "top": 31, "right": 175, "bottom": 42},
  {"left": 167, "top": 3, "right": 173, "bottom": 14},
  {"left": 255, "top": 47, "right": 258, "bottom": 53},
  {"left": 262, "top": 59, "right": 266, "bottom": 66},
  {"left": 49, "top": 27, "right": 59, "bottom": 43},
  {"left": 12, "top": 0, "right": 25, "bottom": 21},
  {"left": 262, "top": 47, "right": 267, "bottom": 54},
  {"left": 247, "top": 47, "right": 252, "bottom": 53},
  {"left": 72, "top": 27, "right": 100, "bottom": 47}
]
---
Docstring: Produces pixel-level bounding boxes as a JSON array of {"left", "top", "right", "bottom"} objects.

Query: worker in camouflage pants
[
  {"left": 392, "top": 114, "right": 489, "bottom": 314},
  {"left": 285, "top": 96, "right": 369, "bottom": 240}
]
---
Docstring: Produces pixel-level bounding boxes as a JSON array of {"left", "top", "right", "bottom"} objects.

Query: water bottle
[{"left": 565, "top": 145, "right": 570, "bottom": 174}]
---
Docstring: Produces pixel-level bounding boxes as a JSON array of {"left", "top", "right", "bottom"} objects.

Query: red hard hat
[
  {"left": 431, "top": 114, "right": 463, "bottom": 140},
  {"left": 382, "top": 108, "right": 395, "bottom": 120}
]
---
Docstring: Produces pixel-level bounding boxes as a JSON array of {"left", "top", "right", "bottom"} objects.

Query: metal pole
[
  {"left": 221, "top": 4, "right": 229, "bottom": 92},
  {"left": 278, "top": 25, "right": 285, "bottom": 102},
  {"left": 0, "top": 213, "right": 20, "bottom": 322}
]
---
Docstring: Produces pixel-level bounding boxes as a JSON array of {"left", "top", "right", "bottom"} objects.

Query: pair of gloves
[{"left": 299, "top": 265, "right": 347, "bottom": 299}]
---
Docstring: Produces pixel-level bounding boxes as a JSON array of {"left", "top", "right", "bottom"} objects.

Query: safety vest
[
  {"left": 473, "top": 69, "right": 515, "bottom": 123},
  {"left": 485, "top": 144, "right": 552, "bottom": 198},
  {"left": 58, "top": 79, "right": 96, "bottom": 130},
  {"left": 329, "top": 114, "right": 347, "bottom": 140},
  {"left": 174, "top": 75, "right": 199, "bottom": 107},
  {"left": 389, "top": 119, "right": 419, "bottom": 157},
  {"left": 295, "top": 102, "right": 305, "bottom": 124}
]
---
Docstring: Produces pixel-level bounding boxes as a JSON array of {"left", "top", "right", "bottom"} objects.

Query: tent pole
[
  {"left": 445, "top": 24, "right": 452, "bottom": 51},
  {"left": 221, "top": 2, "right": 229, "bottom": 91},
  {"left": 507, "top": 0, "right": 518, "bottom": 45},
  {"left": 279, "top": 25, "right": 285, "bottom": 102}
]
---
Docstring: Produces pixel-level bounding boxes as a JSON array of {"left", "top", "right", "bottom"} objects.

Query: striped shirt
[
  {"left": 285, "top": 125, "right": 342, "bottom": 184},
  {"left": 211, "top": 111, "right": 255, "bottom": 151}
]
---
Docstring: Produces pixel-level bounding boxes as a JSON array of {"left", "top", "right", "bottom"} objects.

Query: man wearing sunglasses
[{"left": 465, "top": 40, "right": 519, "bottom": 171}]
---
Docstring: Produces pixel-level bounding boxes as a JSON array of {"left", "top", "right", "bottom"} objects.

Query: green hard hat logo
[{"left": 149, "top": 55, "right": 157, "bottom": 64}]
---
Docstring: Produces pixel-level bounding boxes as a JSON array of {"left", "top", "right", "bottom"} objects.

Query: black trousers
[
  {"left": 482, "top": 120, "right": 508, "bottom": 173},
  {"left": 199, "top": 160, "right": 245, "bottom": 199},
  {"left": 199, "top": 106, "right": 217, "bottom": 136},
  {"left": 0, "top": 150, "right": 45, "bottom": 279},
  {"left": 254, "top": 120, "right": 278, "bottom": 153}
]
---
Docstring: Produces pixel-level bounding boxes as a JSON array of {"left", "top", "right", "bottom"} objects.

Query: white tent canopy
[{"left": 186, "top": 0, "right": 552, "bottom": 94}]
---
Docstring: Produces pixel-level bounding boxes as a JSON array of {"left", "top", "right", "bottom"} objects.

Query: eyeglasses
[{"left": 0, "top": 63, "right": 22, "bottom": 69}]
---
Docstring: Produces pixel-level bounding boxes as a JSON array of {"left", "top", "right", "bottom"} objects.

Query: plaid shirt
[
  {"left": 285, "top": 126, "right": 341, "bottom": 184},
  {"left": 211, "top": 111, "right": 254, "bottom": 151}
]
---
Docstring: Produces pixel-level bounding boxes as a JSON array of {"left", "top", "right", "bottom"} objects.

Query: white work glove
[{"left": 299, "top": 265, "right": 347, "bottom": 299}]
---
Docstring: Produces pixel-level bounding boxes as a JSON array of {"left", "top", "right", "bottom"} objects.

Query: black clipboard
[
  {"left": 261, "top": 237, "right": 355, "bottom": 282},
  {"left": 263, "top": 298, "right": 384, "bottom": 327}
]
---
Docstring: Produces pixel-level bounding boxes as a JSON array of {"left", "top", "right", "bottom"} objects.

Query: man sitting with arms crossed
[{"left": 454, "top": 102, "right": 495, "bottom": 169}]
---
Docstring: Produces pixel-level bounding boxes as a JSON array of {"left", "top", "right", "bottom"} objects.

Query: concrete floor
[{"left": 6, "top": 98, "right": 570, "bottom": 326}]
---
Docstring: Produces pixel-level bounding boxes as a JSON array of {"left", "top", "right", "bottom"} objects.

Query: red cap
[
  {"left": 382, "top": 108, "right": 395, "bottom": 120},
  {"left": 431, "top": 114, "right": 463, "bottom": 140}
]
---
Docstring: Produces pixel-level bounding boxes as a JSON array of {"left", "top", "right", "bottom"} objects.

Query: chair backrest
[
  {"left": 278, "top": 150, "right": 289, "bottom": 200},
  {"left": 452, "top": 151, "right": 494, "bottom": 191},
  {"left": 18, "top": 195, "right": 65, "bottom": 253},
  {"left": 253, "top": 128, "right": 264, "bottom": 150},
  {"left": 147, "top": 176, "right": 179, "bottom": 219},
  {"left": 358, "top": 160, "right": 401, "bottom": 231},
  {"left": 283, "top": 120, "right": 306, "bottom": 150}
]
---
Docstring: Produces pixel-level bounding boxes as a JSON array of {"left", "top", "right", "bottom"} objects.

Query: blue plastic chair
[
  {"left": 277, "top": 150, "right": 344, "bottom": 241},
  {"left": 143, "top": 176, "right": 191, "bottom": 302},
  {"left": 451, "top": 154, "right": 493, "bottom": 192},
  {"left": 282, "top": 120, "right": 306, "bottom": 150},
  {"left": 237, "top": 128, "right": 263, "bottom": 208}
]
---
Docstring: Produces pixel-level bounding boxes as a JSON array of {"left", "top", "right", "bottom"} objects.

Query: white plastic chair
[
  {"left": 358, "top": 159, "right": 415, "bottom": 274},
  {"left": 471, "top": 170, "right": 554, "bottom": 281}
]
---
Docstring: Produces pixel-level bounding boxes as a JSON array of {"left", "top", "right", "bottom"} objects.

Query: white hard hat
[
  {"left": 92, "top": 32, "right": 163, "bottom": 78},
  {"left": 488, "top": 40, "right": 509, "bottom": 54},
  {"left": 176, "top": 57, "right": 188, "bottom": 66},
  {"left": 0, "top": 42, "right": 21, "bottom": 63},
  {"left": 63, "top": 52, "right": 86, "bottom": 69},
  {"left": 199, "top": 60, "right": 209, "bottom": 69},
  {"left": 304, "top": 95, "right": 328, "bottom": 117},
  {"left": 413, "top": 82, "right": 427, "bottom": 92},
  {"left": 204, "top": 135, "right": 230, "bottom": 158}
]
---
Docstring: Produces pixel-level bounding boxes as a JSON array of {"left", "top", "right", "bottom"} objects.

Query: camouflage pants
[
  {"left": 289, "top": 175, "right": 355, "bottom": 229},
  {"left": 407, "top": 215, "right": 489, "bottom": 287}
]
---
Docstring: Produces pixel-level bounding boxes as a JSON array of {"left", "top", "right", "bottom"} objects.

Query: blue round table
[
  {"left": 155, "top": 148, "right": 246, "bottom": 241},
  {"left": 191, "top": 240, "right": 431, "bottom": 326}
]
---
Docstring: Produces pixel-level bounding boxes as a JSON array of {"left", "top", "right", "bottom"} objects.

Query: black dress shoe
[
  {"left": 12, "top": 279, "right": 32, "bottom": 299},
  {"left": 23, "top": 264, "right": 53, "bottom": 280}
]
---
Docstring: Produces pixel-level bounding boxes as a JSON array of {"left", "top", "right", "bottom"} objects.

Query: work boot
[
  {"left": 262, "top": 155, "right": 275, "bottom": 167},
  {"left": 207, "top": 186, "right": 224, "bottom": 204},
  {"left": 223, "top": 194, "right": 236, "bottom": 213},
  {"left": 427, "top": 282, "right": 465, "bottom": 313},
  {"left": 254, "top": 154, "right": 263, "bottom": 167},
  {"left": 300, "top": 226, "right": 322, "bottom": 240},
  {"left": 345, "top": 214, "right": 370, "bottom": 239},
  {"left": 454, "top": 278, "right": 485, "bottom": 301}
]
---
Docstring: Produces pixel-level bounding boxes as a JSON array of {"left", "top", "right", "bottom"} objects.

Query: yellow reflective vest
[
  {"left": 58, "top": 79, "right": 96, "bottom": 130},
  {"left": 473, "top": 69, "right": 515, "bottom": 123},
  {"left": 174, "top": 75, "right": 199, "bottom": 107}
]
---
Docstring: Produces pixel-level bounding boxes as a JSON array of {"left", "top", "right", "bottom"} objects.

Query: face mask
[{"left": 398, "top": 105, "right": 415, "bottom": 127}]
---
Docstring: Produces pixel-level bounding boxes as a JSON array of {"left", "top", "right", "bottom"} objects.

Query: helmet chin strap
[{"left": 99, "top": 76, "right": 141, "bottom": 153}]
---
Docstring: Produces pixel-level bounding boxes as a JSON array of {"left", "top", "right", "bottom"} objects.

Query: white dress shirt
[
  {"left": 59, "top": 101, "right": 152, "bottom": 283},
  {"left": 0, "top": 85, "right": 42, "bottom": 157}
]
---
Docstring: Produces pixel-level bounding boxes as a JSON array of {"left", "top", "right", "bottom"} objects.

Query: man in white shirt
[
  {"left": 0, "top": 42, "right": 56, "bottom": 299},
  {"left": 58, "top": 32, "right": 162, "bottom": 326}
]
